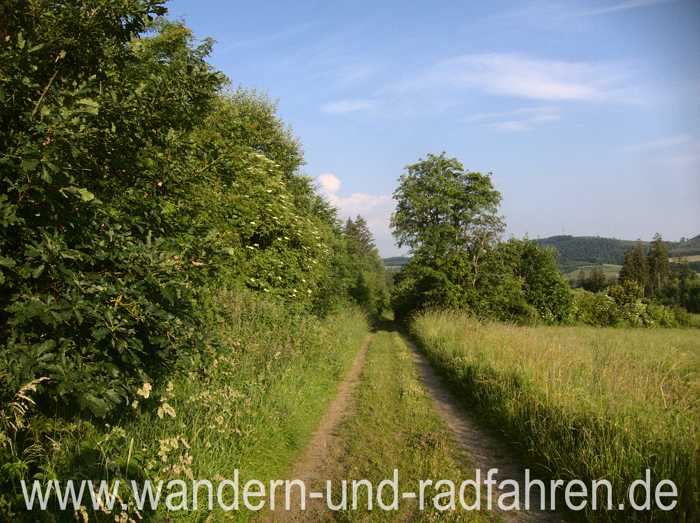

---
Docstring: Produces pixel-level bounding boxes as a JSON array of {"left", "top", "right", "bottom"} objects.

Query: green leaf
[
  {"left": 77, "top": 98, "right": 100, "bottom": 115},
  {"left": 81, "top": 394, "right": 108, "bottom": 418},
  {"left": 63, "top": 186, "right": 96, "bottom": 202},
  {"left": 32, "top": 264, "right": 45, "bottom": 279}
]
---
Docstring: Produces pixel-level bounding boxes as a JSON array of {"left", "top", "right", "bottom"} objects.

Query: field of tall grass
[
  {"left": 411, "top": 311, "right": 699, "bottom": 522},
  {"left": 12, "top": 291, "right": 369, "bottom": 521}
]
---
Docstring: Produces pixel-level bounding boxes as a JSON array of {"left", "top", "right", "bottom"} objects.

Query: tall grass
[
  {"left": 22, "top": 291, "right": 369, "bottom": 521},
  {"left": 411, "top": 311, "right": 699, "bottom": 522}
]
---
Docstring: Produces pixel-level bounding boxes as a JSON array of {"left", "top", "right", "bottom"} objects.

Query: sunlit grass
[
  {"left": 411, "top": 311, "right": 699, "bottom": 522},
  {"left": 331, "top": 331, "right": 491, "bottom": 522},
  {"left": 37, "top": 291, "right": 369, "bottom": 521}
]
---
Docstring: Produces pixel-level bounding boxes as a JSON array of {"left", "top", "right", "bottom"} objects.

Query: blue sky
[{"left": 168, "top": 0, "right": 699, "bottom": 256}]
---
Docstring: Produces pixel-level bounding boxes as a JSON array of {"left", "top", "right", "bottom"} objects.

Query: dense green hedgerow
[{"left": 0, "top": 1, "right": 386, "bottom": 517}]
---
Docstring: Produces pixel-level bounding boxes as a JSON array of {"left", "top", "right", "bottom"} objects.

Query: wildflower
[
  {"left": 157, "top": 402, "right": 176, "bottom": 419},
  {"left": 136, "top": 382, "right": 152, "bottom": 399}
]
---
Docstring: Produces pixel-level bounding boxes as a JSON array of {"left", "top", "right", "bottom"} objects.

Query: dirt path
[
  {"left": 263, "top": 334, "right": 372, "bottom": 522},
  {"left": 401, "top": 334, "right": 566, "bottom": 523}
]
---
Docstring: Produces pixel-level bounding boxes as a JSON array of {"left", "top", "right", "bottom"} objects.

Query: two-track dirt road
[{"left": 264, "top": 328, "right": 566, "bottom": 522}]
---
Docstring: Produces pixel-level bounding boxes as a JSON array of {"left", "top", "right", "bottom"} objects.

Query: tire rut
[
  {"left": 401, "top": 333, "right": 566, "bottom": 523},
  {"left": 262, "top": 334, "right": 372, "bottom": 522}
]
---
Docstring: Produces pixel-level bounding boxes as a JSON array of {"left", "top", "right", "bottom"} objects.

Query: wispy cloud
[
  {"left": 389, "top": 53, "right": 632, "bottom": 102},
  {"left": 217, "top": 22, "right": 317, "bottom": 51},
  {"left": 335, "top": 64, "right": 376, "bottom": 87},
  {"left": 467, "top": 106, "right": 561, "bottom": 131},
  {"left": 622, "top": 133, "right": 693, "bottom": 152},
  {"left": 575, "top": 0, "right": 676, "bottom": 17},
  {"left": 490, "top": 0, "right": 677, "bottom": 25},
  {"left": 623, "top": 134, "right": 700, "bottom": 176},
  {"left": 321, "top": 98, "right": 375, "bottom": 114}
]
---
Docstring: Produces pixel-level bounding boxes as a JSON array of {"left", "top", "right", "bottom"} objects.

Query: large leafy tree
[
  {"left": 0, "top": 0, "right": 365, "bottom": 421},
  {"left": 390, "top": 153, "right": 505, "bottom": 319},
  {"left": 391, "top": 153, "right": 504, "bottom": 267}
]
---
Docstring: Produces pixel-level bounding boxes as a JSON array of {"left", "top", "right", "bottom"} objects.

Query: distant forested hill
[
  {"left": 671, "top": 234, "right": 700, "bottom": 258},
  {"left": 537, "top": 234, "right": 700, "bottom": 273},
  {"left": 383, "top": 256, "right": 411, "bottom": 267},
  {"left": 384, "top": 235, "right": 700, "bottom": 274}
]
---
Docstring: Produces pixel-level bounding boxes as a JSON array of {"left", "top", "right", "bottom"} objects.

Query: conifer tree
[
  {"left": 619, "top": 242, "right": 649, "bottom": 293},
  {"left": 647, "top": 233, "right": 669, "bottom": 296}
]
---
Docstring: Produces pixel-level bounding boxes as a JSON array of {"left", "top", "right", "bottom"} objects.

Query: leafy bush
[
  {"left": 391, "top": 238, "right": 572, "bottom": 325},
  {"left": 1, "top": 3, "right": 222, "bottom": 418},
  {"left": 0, "top": 3, "right": 387, "bottom": 516},
  {"left": 571, "top": 281, "right": 690, "bottom": 328},
  {"left": 1, "top": 292, "right": 369, "bottom": 521}
]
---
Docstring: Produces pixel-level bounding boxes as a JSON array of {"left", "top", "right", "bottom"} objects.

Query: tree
[
  {"left": 391, "top": 153, "right": 504, "bottom": 279},
  {"left": 619, "top": 242, "right": 649, "bottom": 292},
  {"left": 576, "top": 269, "right": 587, "bottom": 289},
  {"left": 647, "top": 233, "right": 669, "bottom": 296},
  {"left": 579, "top": 266, "right": 608, "bottom": 292},
  {"left": 345, "top": 216, "right": 376, "bottom": 256},
  {"left": 389, "top": 154, "right": 573, "bottom": 323},
  {"left": 500, "top": 239, "right": 573, "bottom": 323},
  {"left": 343, "top": 216, "right": 388, "bottom": 318}
]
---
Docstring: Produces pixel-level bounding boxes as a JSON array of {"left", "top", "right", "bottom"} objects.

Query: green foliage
[
  {"left": 0, "top": 2, "right": 386, "bottom": 516},
  {"left": 537, "top": 235, "right": 637, "bottom": 272},
  {"left": 571, "top": 280, "right": 691, "bottom": 328},
  {"left": 619, "top": 241, "right": 650, "bottom": 291},
  {"left": 575, "top": 265, "right": 609, "bottom": 292},
  {"left": 343, "top": 216, "right": 389, "bottom": 319},
  {"left": 390, "top": 153, "right": 570, "bottom": 324},
  {"left": 538, "top": 234, "right": 700, "bottom": 274},
  {"left": 1, "top": 2, "right": 223, "bottom": 419},
  {"left": 2, "top": 292, "right": 369, "bottom": 521},
  {"left": 501, "top": 239, "right": 573, "bottom": 323},
  {"left": 391, "top": 153, "right": 504, "bottom": 263},
  {"left": 647, "top": 233, "right": 670, "bottom": 296}
]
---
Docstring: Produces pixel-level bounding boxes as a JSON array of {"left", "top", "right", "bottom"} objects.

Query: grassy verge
[
  {"left": 411, "top": 310, "right": 699, "bottom": 522},
  {"left": 330, "top": 329, "right": 493, "bottom": 522},
  {"left": 15, "top": 291, "right": 369, "bottom": 522}
]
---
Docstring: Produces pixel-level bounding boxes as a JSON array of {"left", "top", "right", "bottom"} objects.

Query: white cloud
[
  {"left": 219, "top": 22, "right": 316, "bottom": 50},
  {"left": 315, "top": 173, "right": 396, "bottom": 254},
  {"left": 321, "top": 99, "right": 374, "bottom": 114},
  {"left": 317, "top": 173, "right": 342, "bottom": 194},
  {"left": 491, "top": 0, "right": 676, "bottom": 26},
  {"left": 390, "top": 53, "right": 631, "bottom": 102},
  {"left": 467, "top": 106, "right": 561, "bottom": 131}
]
